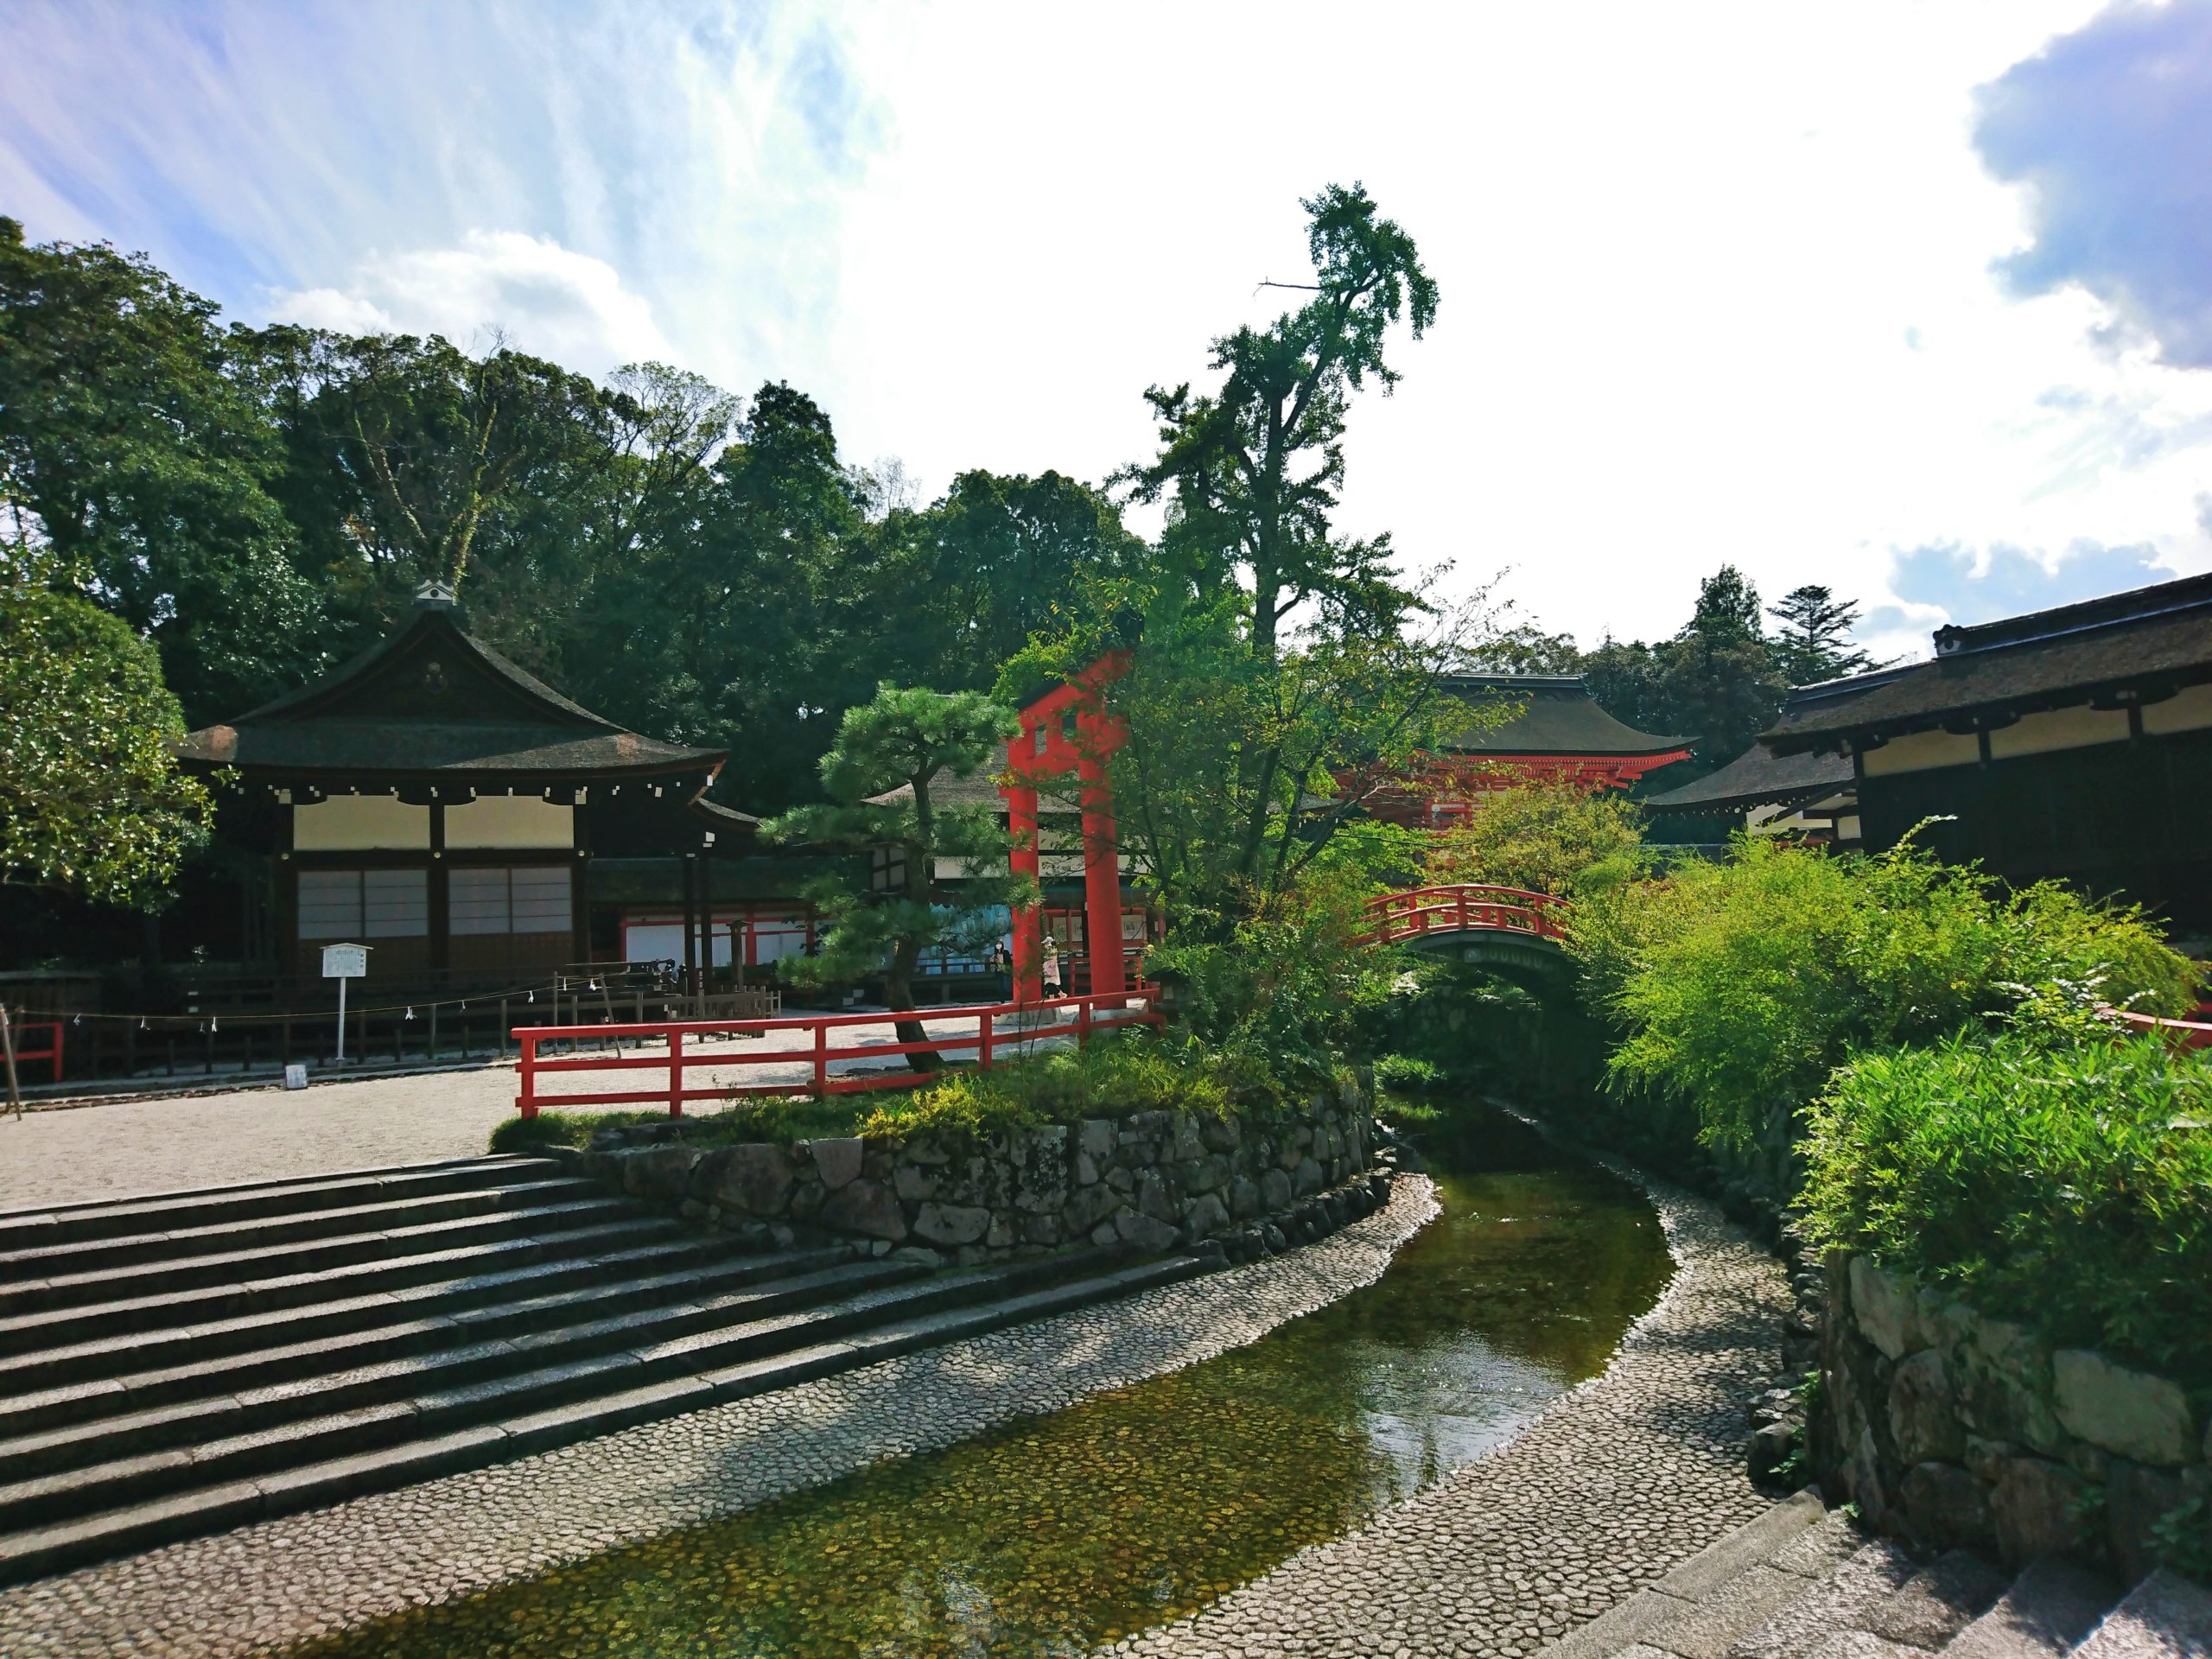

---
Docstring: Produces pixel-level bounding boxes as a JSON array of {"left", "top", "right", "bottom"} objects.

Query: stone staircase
[
  {"left": 1554, "top": 1491, "right": 2212, "bottom": 1659},
  {"left": 0, "top": 1154, "right": 1210, "bottom": 1586}
]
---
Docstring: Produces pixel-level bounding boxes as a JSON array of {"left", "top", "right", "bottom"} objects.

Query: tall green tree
[
  {"left": 0, "top": 531, "right": 214, "bottom": 908},
  {"left": 1580, "top": 567, "right": 1790, "bottom": 776},
  {"left": 899, "top": 469, "right": 1144, "bottom": 690},
  {"left": 764, "top": 686, "right": 1027, "bottom": 1068},
  {"left": 1766, "top": 583, "right": 1879, "bottom": 684},
  {"left": 1119, "top": 184, "right": 1438, "bottom": 654},
  {"left": 0, "top": 220, "right": 323, "bottom": 721}
]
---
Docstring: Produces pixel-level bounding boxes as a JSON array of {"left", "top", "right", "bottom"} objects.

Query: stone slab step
[
  {"left": 2071, "top": 1570, "right": 2212, "bottom": 1659},
  {"left": 1862, "top": 1552, "right": 2012, "bottom": 1652},
  {"left": 0, "top": 1249, "right": 1209, "bottom": 1586},
  {"left": 0, "top": 1215, "right": 687, "bottom": 1352},
  {"left": 0, "top": 1156, "right": 567, "bottom": 1253},
  {"left": 0, "top": 1177, "right": 601, "bottom": 1281},
  {"left": 1946, "top": 1558, "right": 2120, "bottom": 1659},
  {"left": 1, "top": 1245, "right": 852, "bottom": 1436},
  {"left": 1550, "top": 1491, "right": 1833, "bottom": 1659},
  {"left": 0, "top": 1259, "right": 923, "bottom": 1511},
  {"left": 1728, "top": 1540, "right": 1920, "bottom": 1659},
  {"left": 0, "top": 1193, "right": 643, "bottom": 1316}
]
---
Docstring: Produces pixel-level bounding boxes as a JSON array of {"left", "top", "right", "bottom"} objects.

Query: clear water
[{"left": 286, "top": 1102, "right": 1669, "bottom": 1657}]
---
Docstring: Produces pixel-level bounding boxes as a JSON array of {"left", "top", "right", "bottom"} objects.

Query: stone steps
[
  {"left": 1553, "top": 1493, "right": 2209, "bottom": 1659},
  {"left": 0, "top": 1153, "right": 1214, "bottom": 1587}
]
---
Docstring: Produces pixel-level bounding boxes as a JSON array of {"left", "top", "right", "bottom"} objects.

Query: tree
[
  {"left": 1427, "top": 778, "right": 1649, "bottom": 896},
  {"left": 1454, "top": 621, "right": 1582, "bottom": 675},
  {"left": 899, "top": 470, "right": 1144, "bottom": 690},
  {"left": 764, "top": 685, "right": 1027, "bottom": 1070},
  {"left": 1578, "top": 568, "right": 1789, "bottom": 777},
  {"left": 287, "top": 331, "right": 605, "bottom": 598},
  {"left": 0, "top": 220, "right": 325, "bottom": 722},
  {"left": 1766, "top": 584, "right": 1879, "bottom": 684},
  {"left": 0, "top": 533, "right": 215, "bottom": 908},
  {"left": 1119, "top": 184, "right": 1439, "bottom": 654}
]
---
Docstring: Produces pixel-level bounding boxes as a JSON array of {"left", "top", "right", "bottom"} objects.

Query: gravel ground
[
  {"left": 1108, "top": 1154, "right": 1791, "bottom": 1659},
  {"left": 0, "top": 1014, "right": 1054, "bottom": 1211},
  {"left": 0, "top": 1177, "right": 1441, "bottom": 1658}
]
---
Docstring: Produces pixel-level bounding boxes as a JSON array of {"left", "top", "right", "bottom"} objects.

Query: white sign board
[
  {"left": 283, "top": 1063, "right": 308, "bottom": 1090},
  {"left": 321, "top": 944, "right": 369, "bottom": 979}
]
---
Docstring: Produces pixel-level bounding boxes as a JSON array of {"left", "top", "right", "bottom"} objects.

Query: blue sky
[{"left": 7, "top": 0, "right": 2212, "bottom": 663}]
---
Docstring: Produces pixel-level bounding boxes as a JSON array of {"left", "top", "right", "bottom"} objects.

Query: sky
[{"left": 6, "top": 1, "right": 2212, "bottom": 664}]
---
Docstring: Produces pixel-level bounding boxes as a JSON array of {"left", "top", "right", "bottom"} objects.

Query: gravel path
[
  {"left": 0, "top": 1177, "right": 1441, "bottom": 1658},
  {"left": 1109, "top": 1154, "right": 1790, "bottom": 1659},
  {"left": 0, "top": 1014, "right": 1057, "bottom": 1211}
]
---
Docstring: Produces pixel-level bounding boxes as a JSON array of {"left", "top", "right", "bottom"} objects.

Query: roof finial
[{"left": 414, "top": 579, "right": 457, "bottom": 610}]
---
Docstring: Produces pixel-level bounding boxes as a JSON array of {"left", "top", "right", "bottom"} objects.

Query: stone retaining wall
[
  {"left": 1815, "top": 1253, "right": 2209, "bottom": 1580},
  {"left": 558, "top": 1084, "right": 1382, "bottom": 1270}
]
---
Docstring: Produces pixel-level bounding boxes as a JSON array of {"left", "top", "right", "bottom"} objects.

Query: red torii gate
[{"left": 1001, "top": 653, "right": 1131, "bottom": 1005}]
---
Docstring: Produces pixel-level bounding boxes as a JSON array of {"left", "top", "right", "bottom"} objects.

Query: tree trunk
[{"left": 886, "top": 936, "right": 938, "bottom": 1073}]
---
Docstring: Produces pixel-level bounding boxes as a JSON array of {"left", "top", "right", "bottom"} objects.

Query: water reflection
[{"left": 287, "top": 1103, "right": 1668, "bottom": 1659}]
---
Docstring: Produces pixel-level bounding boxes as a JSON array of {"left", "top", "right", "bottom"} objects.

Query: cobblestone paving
[
  {"left": 1109, "top": 1160, "right": 1790, "bottom": 1659},
  {"left": 0, "top": 1178, "right": 1442, "bottom": 1658},
  {"left": 0, "top": 1013, "right": 1046, "bottom": 1211}
]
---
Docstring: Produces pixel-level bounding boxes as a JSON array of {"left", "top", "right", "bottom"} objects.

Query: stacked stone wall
[
  {"left": 1815, "top": 1253, "right": 2209, "bottom": 1580},
  {"left": 563, "top": 1084, "right": 1383, "bottom": 1270}
]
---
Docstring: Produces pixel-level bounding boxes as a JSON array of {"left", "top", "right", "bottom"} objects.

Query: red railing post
[
  {"left": 668, "top": 1027, "right": 684, "bottom": 1117},
  {"left": 813, "top": 1022, "right": 829, "bottom": 1097},
  {"left": 517, "top": 1030, "right": 539, "bottom": 1121},
  {"left": 979, "top": 1008, "right": 995, "bottom": 1070}
]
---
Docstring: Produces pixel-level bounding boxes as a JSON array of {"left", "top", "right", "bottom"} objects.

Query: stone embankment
[
  {"left": 560, "top": 1089, "right": 1379, "bottom": 1268},
  {"left": 1815, "top": 1253, "right": 2209, "bottom": 1580}
]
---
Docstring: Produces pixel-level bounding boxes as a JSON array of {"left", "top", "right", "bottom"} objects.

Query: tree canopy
[{"left": 0, "top": 533, "right": 214, "bottom": 908}]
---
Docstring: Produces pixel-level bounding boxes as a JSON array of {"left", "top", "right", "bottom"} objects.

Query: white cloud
[{"left": 265, "top": 230, "right": 671, "bottom": 375}]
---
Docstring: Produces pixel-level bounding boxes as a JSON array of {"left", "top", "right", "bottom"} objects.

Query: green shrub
[
  {"left": 1799, "top": 1030, "right": 2212, "bottom": 1377},
  {"left": 1426, "top": 775, "right": 1651, "bottom": 897},
  {"left": 1147, "top": 876, "right": 1398, "bottom": 1095},
  {"left": 861, "top": 1029, "right": 1243, "bottom": 1142},
  {"left": 1374, "top": 1053, "right": 1443, "bottom": 1092},
  {"left": 1573, "top": 835, "right": 2196, "bottom": 1151}
]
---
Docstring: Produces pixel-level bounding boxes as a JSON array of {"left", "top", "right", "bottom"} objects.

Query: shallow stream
[{"left": 290, "top": 1103, "right": 1669, "bottom": 1657}]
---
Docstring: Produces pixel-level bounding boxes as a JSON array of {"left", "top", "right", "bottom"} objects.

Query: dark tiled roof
[
  {"left": 1645, "top": 744, "right": 1853, "bottom": 815},
  {"left": 1766, "top": 573, "right": 2212, "bottom": 753},
  {"left": 864, "top": 768, "right": 1009, "bottom": 810},
  {"left": 177, "top": 601, "right": 725, "bottom": 782},
  {"left": 1437, "top": 674, "right": 1688, "bottom": 756}
]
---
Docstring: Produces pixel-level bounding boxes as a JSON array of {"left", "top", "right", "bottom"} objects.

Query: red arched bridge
[{"left": 1360, "top": 885, "right": 1572, "bottom": 956}]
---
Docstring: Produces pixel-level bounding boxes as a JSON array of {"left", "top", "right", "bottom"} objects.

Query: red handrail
[
  {"left": 1360, "top": 884, "right": 1571, "bottom": 947},
  {"left": 512, "top": 988, "right": 1163, "bottom": 1119},
  {"left": 3, "top": 1020, "right": 62, "bottom": 1084}
]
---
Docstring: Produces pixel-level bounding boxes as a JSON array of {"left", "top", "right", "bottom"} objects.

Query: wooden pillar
[
  {"left": 1077, "top": 706, "right": 1124, "bottom": 996},
  {"left": 680, "top": 853, "right": 701, "bottom": 1001},
  {"left": 1005, "top": 729, "right": 1043, "bottom": 1006},
  {"left": 428, "top": 799, "right": 449, "bottom": 972}
]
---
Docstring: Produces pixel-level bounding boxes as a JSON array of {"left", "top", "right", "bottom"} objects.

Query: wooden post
[
  {"left": 499, "top": 996, "right": 510, "bottom": 1058},
  {"left": 668, "top": 1027, "right": 684, "bottom": 1117},
  {"left": 812, "top": 1021, "right": 828, "bottom": 1098},
  {"left": 517, "top": 1029, "right": 538, "bottom": 1120},
  {"left": 429, "top": 1001, "right": 440, "bottom": 1063},
  {"left": 979, "top": 1008, "right": 995, "bottom": 1071},
  {"left": 1, "top": 1007, "right": 22, "bottom": 1120}
]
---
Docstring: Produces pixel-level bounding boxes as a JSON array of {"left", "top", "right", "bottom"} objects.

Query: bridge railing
[
  {"left": 512, "top": 987, "right": 1162, "bottom": 1119},
  {"left": 1361, "top": 885, "right": 1571, "bottom": 948}
]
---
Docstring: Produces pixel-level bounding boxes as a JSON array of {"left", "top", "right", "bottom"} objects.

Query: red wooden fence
[
  {"left": 513, "top": 988, "right": 1163, "bottom": 1119},
  {"left": 1361, "top": 885, "right": 1571, "bottom": 948},
  {"left": 2110, "top": 1006, "right": 2212, "bottom": 1051},
  {"left": 3, "top": 1020, "right": 62, "bottom": 1085}
]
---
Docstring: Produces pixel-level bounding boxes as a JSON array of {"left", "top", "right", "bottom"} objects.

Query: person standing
[{"left": 1041, "top": 938, "right": 1063, "bottom": 999}]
